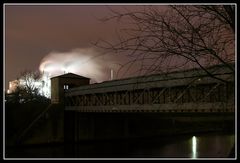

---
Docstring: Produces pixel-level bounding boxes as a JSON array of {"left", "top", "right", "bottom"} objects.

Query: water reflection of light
[{"left": 192, "top": 136, "right": 198, "bottom": 159}]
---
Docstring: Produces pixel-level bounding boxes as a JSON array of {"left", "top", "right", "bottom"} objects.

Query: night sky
[{"left": 5, "top": 4, "right": 156, "bottom": 89}]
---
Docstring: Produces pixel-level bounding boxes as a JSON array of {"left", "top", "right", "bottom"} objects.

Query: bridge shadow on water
[{"left": 5, "top": 131, "right": 235, "bottom": 159}]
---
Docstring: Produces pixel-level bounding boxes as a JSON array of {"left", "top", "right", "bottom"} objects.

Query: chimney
[{"left": 110, "top": 69, "right": 114, "bottom": 80}]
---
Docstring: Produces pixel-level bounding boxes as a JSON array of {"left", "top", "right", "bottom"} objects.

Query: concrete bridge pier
[
  {"left": 64, "top": 111, "right": 234, "bottom": 143},
  {"left": 124, "top": 117, "right": 129, "bottom": 138}
]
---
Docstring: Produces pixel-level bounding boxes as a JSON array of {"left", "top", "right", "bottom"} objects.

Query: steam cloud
[{"left": 39, "top": 48, "right": 119, "bottom": 83}]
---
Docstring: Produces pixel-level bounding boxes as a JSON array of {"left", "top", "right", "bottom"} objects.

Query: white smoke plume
[{"left": 39, "top": 48, "right": 118, "bottom": 83}]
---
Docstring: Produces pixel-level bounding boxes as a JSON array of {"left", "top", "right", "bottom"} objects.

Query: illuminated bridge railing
[{"left": 65, "top": 65, "right": 235, "bottom": 113}]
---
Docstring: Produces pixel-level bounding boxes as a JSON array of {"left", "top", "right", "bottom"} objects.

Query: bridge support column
[
  {"left": 51, "top": 111, "right": 58, "bottom": 141},
  {"left": 64, "top": 110, "right": 75, "bottom": 157},
  {"left": 124, "top": 116, "right": 129, "bottom": 138},
  {"left": 172, "top": 118, "right": 176, "bottom": 134},
  {"left": 90, "top": 116, "right": 95, "bottom": 139}
]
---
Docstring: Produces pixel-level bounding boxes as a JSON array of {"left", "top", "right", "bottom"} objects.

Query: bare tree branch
[{"left": 94, "top": 5, "right": 235, "bottom": 82}]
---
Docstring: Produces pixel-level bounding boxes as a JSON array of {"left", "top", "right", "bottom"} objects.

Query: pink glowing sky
[{"left": 5, "top": 4, "right": 169, "bottom": 89}]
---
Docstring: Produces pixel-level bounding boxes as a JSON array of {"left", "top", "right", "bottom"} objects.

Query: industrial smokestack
[{"left": 110, "top": 69, "right": 114, "bottom": 80}]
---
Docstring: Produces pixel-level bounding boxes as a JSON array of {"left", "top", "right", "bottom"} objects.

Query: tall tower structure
[{"left": 50, "top": 73, "right": 90, "bottom": 104}]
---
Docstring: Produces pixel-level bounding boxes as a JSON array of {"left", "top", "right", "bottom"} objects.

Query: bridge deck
[{"left": 66, "top": 102, "right": 234, "bottom": 113}]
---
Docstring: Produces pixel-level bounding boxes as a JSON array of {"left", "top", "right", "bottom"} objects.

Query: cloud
[{"left": 39, "top": 48, "right": 118, "bottom": 83}]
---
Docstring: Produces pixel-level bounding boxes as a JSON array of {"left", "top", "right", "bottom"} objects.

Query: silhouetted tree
[
  {"left": 6, "top": 70, "right": 48, "bottom": 103},
  {"left": 95, "top": 5, "right": 235, "bottom": 82},
  {"left": 18, "top": 70, "right": 41, "bottom": 96}
]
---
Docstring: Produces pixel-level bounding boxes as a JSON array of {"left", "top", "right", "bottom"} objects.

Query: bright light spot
[
  {"left": 19, "top": 79, "right": 25, "bottom": 85},
  {"left": 40, "top": 72, "right": 51, "bottom": 98},
  {"left": 63, "top": 84, "right": 69, "bottom": 90},
  {"left": 192, "top": 136, "right": 198, "bottom": 159},
  {"left": 7, "top": 89, "right": 10, "bottom": 94}
]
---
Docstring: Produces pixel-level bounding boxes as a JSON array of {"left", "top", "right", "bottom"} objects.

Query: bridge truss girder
[{"left": 65, "top": 81, "right": 234, "bottom": 112}]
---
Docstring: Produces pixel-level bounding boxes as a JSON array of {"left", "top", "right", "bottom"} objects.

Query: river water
[{"left": 6, "top": 132, "right": 235, "bottom": 159}]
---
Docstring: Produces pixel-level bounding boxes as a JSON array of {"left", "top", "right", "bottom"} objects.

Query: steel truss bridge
[{"left": 65, "top": 64, "right": 235, "bottom": 113}]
